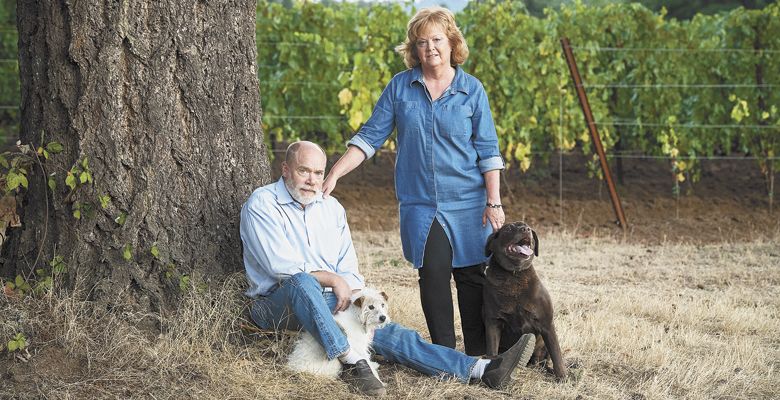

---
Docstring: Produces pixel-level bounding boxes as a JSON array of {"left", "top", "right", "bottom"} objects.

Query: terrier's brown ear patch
[
  {"left": 380, "top": 291, "right": 389, "bottom": 301},
  {"left": 353, "top": 296, "right": 364, "bottom": 308}
]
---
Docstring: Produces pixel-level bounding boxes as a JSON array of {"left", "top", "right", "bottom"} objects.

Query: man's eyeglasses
[{"left": 295, "top": 166, "right": 325, "bottom": 180}]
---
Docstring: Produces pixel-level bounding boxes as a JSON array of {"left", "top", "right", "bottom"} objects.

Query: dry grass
[{"left": 1, "top": 229, "right": 779, "bottom": 399}]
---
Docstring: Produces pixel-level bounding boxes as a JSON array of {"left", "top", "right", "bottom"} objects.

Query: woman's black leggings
[{"left": 417, "top": 219, "right": 486, "bottom": 356}]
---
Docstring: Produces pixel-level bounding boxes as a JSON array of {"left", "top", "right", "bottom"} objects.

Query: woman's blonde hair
[{"left": 395, "top": 7, "right": 469, "bottom": 69}]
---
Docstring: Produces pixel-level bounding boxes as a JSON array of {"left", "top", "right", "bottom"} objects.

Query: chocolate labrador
[{"left": 483, "top": 222, "right": 566, "bottom": 379}]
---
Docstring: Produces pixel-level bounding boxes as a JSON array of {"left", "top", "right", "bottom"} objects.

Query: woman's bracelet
[{"left": 486, "top": 203, "right": 503, "bottom": 209}]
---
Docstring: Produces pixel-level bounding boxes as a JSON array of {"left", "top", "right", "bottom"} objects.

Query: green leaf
[
  {"left": 46, "top": 142, "right": 64, "bottom": 153},
  {"left": 35, "top": 277, "right": 53, "bottom": 294},
  {"left": 73, "top": 209, "right": 81, "bottom": 219},
  {"left": 18, "top": 175, "right": 27, "bottom": 189},
  {"left": 115, "top": 212, "right": 127, "bottom": 226},
  {"left": 15, "top": 275, "right": 23, "bottom": 287},
  {"left": 50, "top": 255, "right": 67, "bottom": 274},
  {"left": 0, "top": 155, "right": 8, "bottom": 169},
  {"left": 7, "top": 341, "right": 17, "bottom": 352},
  {"left": 65, "top": 173, "right": 77, "bottom": 190},
  {"left": 179, "top": 275, "right": 191, "bottom": 292},
  {"left": 150, "top": 244, "right": 160, "bottom": 259},
  {"left": 81, "top": 157, "right": 89, "bottom": 170},
  {"left": 48, "top": 176, "right": 56, "bottom": 192},
  {"left": 99, "top": 194, "right": 110, "bottom": 209},
  {"left": 79, "top": 171, "right": 89, "bottom": 184},
  {"left": 123, "top": 244, "right": 133, "bottom": 261},
  {"left": 6, "top": 171, "right": 20, "bottom": 191},
  {"left": 14, "top": 333, "right": 26, "bottom": 349}
]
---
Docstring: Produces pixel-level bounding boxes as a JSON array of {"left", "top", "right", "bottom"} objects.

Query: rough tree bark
[{"left": 1, "top": 0, "right": 269, "bottom": 313}]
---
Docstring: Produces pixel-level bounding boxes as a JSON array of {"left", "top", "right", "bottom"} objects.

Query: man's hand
[
  {"left": 310, "top": 271, "right": 352, "bottom": 313},
  {"left": 330, "top": 275, "right": 352, "bottom": 313}
]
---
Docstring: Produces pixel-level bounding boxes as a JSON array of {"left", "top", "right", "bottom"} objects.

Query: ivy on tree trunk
[{"left": 2, "top": 0, "right": 270, "bottom": 313}]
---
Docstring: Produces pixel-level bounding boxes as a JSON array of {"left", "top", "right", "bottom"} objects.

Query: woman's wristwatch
[{"left": 486, "top": 202, "right": 503, "bottom": 209}]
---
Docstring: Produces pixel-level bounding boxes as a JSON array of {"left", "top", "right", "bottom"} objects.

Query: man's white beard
[{"left": 285, "top": 179, "right": 319, "bottom": 206}]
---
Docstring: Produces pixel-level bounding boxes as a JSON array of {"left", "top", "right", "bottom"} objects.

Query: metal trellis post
[{"left": 560, "top": 37, "right": 628, "bottom": 230}]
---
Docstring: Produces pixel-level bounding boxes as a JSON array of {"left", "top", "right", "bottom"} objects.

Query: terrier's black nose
[{"left": 379, "top": 315, "right": 386, "bottom": 322}]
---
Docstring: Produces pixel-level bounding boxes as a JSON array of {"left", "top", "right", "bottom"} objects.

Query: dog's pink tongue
[{"left": 518, "top": 245, "right": 534, "bottom": 256}]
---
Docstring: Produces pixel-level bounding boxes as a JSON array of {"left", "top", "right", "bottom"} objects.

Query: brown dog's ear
[
  {"left": 380, "top": 291, "right": 388, "bottom": 301},
  {"left": 353, "top": 296, "right": 364, "bottom": 308},
  {"left": 485, "top": 231, "right": 498, "bottom": 257},
  {"left": 532, "top": 229, "right": 539, "bottom": 257}
]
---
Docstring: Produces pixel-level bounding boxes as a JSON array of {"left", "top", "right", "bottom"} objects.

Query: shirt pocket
[
  {"left": 396, "top": 101, "right": 422, "bottom": 134},
  {"left": 438, "top": 104, "right": 473, "bottom": 138}
]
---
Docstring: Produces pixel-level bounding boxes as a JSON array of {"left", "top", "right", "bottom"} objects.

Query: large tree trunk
[{"left": 2, "top": 0, "right": 269, "bottom": 313}]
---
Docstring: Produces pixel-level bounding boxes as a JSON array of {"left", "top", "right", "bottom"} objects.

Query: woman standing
[{"left": 323, "top": 7, "right": 504, "bottom": 356}]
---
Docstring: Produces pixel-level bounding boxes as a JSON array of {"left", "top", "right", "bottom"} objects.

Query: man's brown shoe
[
  {"left": 340, "top": 359, "right": 386, "bottom": 396},
  {"left": 482, "top": 333, "right": 536, "bottom": 390}
]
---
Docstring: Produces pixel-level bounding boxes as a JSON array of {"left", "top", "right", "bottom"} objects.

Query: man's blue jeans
[{"left": 250, "top": 273, "right": 478, "bottom": 382}]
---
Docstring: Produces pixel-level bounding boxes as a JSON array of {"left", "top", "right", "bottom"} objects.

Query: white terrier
[{"left": 287, "top": 287, "right": 390, "bottom": 381}]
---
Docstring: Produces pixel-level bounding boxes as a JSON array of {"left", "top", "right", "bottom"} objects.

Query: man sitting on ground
[{"left": 240, "top": 140, "right": 535, "bottom": 396}]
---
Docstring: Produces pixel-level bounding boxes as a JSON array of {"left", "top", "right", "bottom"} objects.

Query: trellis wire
[
  {"left": 595, "top": 121, "right": 776, "bottom": 129},
  {"left": 259, "top": 81, "right": 343, "bottom": 87},
  {"left": 581, "top": 83, "right": 779, "bottom": 89},
  {"left": 262, "top": 115, "right": 344, "bottom": 120},
  {"left": 255, "top": 41, "right": 367, "bottom": 52},
  {"left": 570, "top": 46, "right": 780, "bottom": 54}
]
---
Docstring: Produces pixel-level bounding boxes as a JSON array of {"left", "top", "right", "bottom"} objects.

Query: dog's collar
[{"left": 487, "top": 257, "right": 531, "bottom": 276}]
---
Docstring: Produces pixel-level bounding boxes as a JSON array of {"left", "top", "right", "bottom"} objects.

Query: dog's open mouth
[{"left": 506, "top": 236, "right": 534, "bottom": 259}]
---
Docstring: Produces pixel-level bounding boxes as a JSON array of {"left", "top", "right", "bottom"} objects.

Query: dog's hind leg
[
  {"left": 287, "top": 332, "right": 342, "bottom": 379},
  {"left": 484, "top": 319, "right": 503, "bottom": 357}
]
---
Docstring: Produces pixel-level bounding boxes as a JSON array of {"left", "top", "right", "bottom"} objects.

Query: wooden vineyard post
[{"left": 560, "top": 37, "right": 628, "bottom": 230}]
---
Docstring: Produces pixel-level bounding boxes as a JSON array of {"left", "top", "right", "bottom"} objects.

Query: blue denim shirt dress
[{"left": 348, "top": 65, "right": 504, "bottom": 268}]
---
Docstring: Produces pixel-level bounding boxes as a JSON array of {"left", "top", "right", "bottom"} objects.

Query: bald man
[{"left": 240, "top": 141, "right": 535, "bottom": 396}]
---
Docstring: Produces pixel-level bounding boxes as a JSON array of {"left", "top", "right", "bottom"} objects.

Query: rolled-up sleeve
[
  {"left": 471, "top": 82, "right": 504, "bottom": 173},
  {"left": 347, "top": 79, "right": 396, "bottom": 159},
  {"left": 240, "top": 196, "right": 324, "bottom": 297}
]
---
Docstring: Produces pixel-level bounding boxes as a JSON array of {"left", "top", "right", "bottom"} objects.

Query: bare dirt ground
[
  {"left": 3, "top": 149, "right": 775, "bottom": 262},
  {"left": 321, "top": 151, "right": 780, "bottom": 243}
]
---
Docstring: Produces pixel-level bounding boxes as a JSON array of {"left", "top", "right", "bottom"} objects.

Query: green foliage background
[
  {"left": 1, "top": 1, "right": 778, "bottom": 183},
  {"left": 255, "top": 0, "right": 778, "bottom": 186}
]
